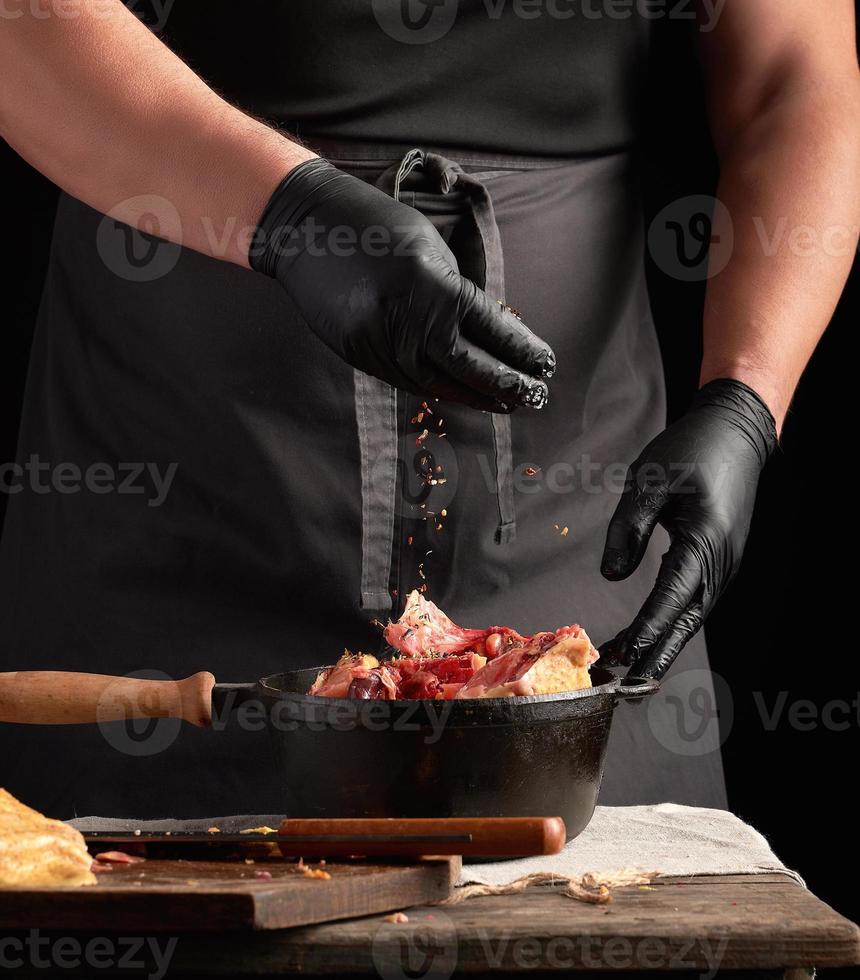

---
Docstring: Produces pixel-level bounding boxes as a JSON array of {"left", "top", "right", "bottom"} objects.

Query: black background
[{"left": 2, "top": 4, "right": 858, "bottom": 960}]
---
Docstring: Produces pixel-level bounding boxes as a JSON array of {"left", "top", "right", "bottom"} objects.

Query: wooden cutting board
[{"left": 0, "top": 855, "right": 460, "bottom": 932}]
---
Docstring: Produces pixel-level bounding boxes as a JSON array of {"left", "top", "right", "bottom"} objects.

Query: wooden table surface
[{"left": 5, "top": 873, "right": 859, "bottom": 977}]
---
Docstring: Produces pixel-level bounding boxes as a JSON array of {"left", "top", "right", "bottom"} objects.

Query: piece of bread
[
  {"left": 0, "top": 787, "right": 96, "bottom": 888},
  {"left": 455, "top": 629, "right": 595, "bottom": 699}
]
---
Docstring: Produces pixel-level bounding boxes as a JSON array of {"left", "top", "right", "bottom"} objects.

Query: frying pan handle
[
  {"left": 211, "top": 682, "right": 259, "bottom": 718},
  {"left": 615, "top": 676, "right": 661, "bottom": 702},
  {"left": 0, "top": 671, "right": 217, "bottom": 727}
]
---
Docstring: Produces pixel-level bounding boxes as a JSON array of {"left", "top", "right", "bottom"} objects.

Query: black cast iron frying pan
[{"left": 0, "top": 666, "right": 658, "bottom": 841}]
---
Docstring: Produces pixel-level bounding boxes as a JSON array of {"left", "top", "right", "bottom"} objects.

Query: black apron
[
  {"left": 0, "top": 5, "right": 727, "bottom": 817},
  {"left": 0, "top": 137, "right": 727, "bottom": 817}
]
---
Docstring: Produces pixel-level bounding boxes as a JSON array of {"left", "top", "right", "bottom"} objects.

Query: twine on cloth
[{"left": 441, "top": 868, "right": 660, "bottom": 906}]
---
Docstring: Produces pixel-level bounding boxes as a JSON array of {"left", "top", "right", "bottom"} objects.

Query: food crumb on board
[
  {"left": 240, "top": 826, "right": 278, "bottom": 835},
  {"left": 244, "top": 858, "right": 255, "bottom": 865},
  {"left": 384, "top": 912, "right": 409, "bottom": 924},
  {"left": 255, "top": 870, "right": 273, "bottom": 880},
  {"left": 302, "top": 867, "right": 331, "bottom": 880},
  {"left": 94, "top": 851, "right": 145, "bottom": 865},
  {"left": 295, "top": 856, "right": 332, "bottom": 880},
  {"left": 207, "top": 827, "right": 220, "bottom": 834}
]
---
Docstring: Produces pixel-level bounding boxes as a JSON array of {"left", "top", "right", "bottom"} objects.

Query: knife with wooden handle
[{"left": 84, "top": 817, "right": 566, "bottom": 858}]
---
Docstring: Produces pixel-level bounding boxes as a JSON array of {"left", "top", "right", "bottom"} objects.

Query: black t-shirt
[{"left": 155, "top": 0, "right": 651, "bottom": 156}]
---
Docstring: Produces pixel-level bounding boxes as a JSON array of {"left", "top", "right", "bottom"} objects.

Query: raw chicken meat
[{"left": 307, "top": 592, "right": 598, "bottom": 701}]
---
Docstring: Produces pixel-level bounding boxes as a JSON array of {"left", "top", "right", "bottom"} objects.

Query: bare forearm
[
  {"left": 700, "top": 82, "right": 860, "bottom": 430},
  {"left": 0, "top": 1, "right": 314, "bottom": 267}
]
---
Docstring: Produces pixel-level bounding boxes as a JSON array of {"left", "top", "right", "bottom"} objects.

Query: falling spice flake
[
  {"left": 421, "top": 401, "right": 433, "bottom": 414},
  {"left": 440, "top": 509, "right": 447, "bottom": 518},
  {"left": 411, "top": 412, "right": 425, "bottom": 424},
  {"left": 553, "top": 524, "right": 569, "bottom": 537},
  {"left": 419, "top": 583, "right": 428, "bottom": 593},
  {"left": 418, "top": 564, "right": 426, "bottom": 580},
  {"left": 415, "top": 429, "right": 429, "bottom": 446},
  {"left": 407, "top": 536, "right": 413, "bottom": 546},
  {"left": 435, "top": 522, "right": 443, "bottom": 531}
]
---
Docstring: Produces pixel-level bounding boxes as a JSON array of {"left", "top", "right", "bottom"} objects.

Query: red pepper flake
[
  {"left": 407, "top": 536, "right": 413, "bottom": 546},
  {"left": 421, "top": 401, "right": 433, "bottom": 415},
  {"left": 416, "top": 429, "right": 429, "bottom": 446},
  {"left": 419, "top": 583, "right": 428, "bottom": 593},
  {"left": 411, "top": 412, "right": 425, "bottom": 424},
  {"left": 524, "top": 466, "right": 540, "bottom": 477}
]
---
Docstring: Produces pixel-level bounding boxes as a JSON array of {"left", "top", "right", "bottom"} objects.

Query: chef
[{"left": 0, "top": 1, "right": 857, "bottom": 818}]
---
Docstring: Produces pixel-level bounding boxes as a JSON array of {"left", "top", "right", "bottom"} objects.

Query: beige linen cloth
[{"left": 458, "top": 803, "right": 803, "bottom": 887}]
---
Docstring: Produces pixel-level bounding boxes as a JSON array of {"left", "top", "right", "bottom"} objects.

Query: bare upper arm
[{"left": 695, "top": 0, "right": 859, "bottom": 155}]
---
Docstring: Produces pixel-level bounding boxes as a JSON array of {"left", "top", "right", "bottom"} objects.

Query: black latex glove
[
  {"left": 599, "top": 378, "right": 778, "bottom": 679},
  {"left": 250, "top": 158, "right": 555, "bottom": 411}
]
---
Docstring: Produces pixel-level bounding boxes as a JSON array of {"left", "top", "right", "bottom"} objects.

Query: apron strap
[{"left": 353, "top": 148, "right": 517, "bottom": 611}]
